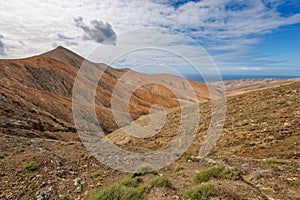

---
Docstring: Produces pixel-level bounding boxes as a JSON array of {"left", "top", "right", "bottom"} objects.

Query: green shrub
[
  {"left": 136, "top": 185, "right": 149, "bottom": 194},
  {"left": 0, "top": 192, "right": 8, "bottom": 198},
  {"left": 295, "top": 179, "right": 300, "bottom": 187},
  {"left": 23, "top": 161, "right": 40, "bottom": 171},
  {"left": 183, "top": 184, "right": 214, "bottom": 200},
  {"left": 136, "top": 164, "right": 154, "bottom": 173},
  {"left": 194, "top": 165, "right": 227, "bottom": 183},
  {"left": 0, "top": 153, "right": 8, "bottom": 159},
  {"left": 133, "top": 164, "right": 157, "bottom": 177},
  {"left": 26, "top": 171, "right": 38, "bottom": 178},
  {"left": 17, "top": 183, "right": 39, "bottom": 197},
  {"left": 222, "top": 157, "right": 229, "bottom": 163},
  {"left": 266, "top": 159, "right": 285, "bottom": 164},
  {"left": 184, "top": 156, "right": 200, "bottom": 162},
  {"left": 174, "top": 165, "right": 184, "bottom": 172},
  {"left": 15, "top": 148, "right": 26, "bottom": 154},
  {"left": 18, "top": 187, "right": 28, "bottom": 197},
  {"left": 150, "top": 176, "right": 173, "bottom": 189},
  {"left": 119, "top": 177, "right": 142, "bottom": 188},
  {"left": 85, "top": 184, "right": 143, "bottom": 200},
  {"left": 66, "top": 142, "right": 75, "bottom": 145},
  {"left": 61, "top": 193, "right": 71, "bottom": 200}
]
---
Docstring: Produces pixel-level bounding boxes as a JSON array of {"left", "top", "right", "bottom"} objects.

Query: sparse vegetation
[
  {"left": 133, "top": 164, "right": 156, "bottom": 177},
  {"left": 23, "top": 161, "right": 40, "bottom": 171},
  {"left": 150, "top": 176, "right": 173, "bottom": 189},
  {"left": 119, "top": 177, "right": 142, "bottom": 188},
  {"left": 14, "top": 148, "right": 25, "bottom": 154},
  {"left": 0, "top": 192, "right": 8, "bottom": 198},
  {"left": 266, "top": 159, "right": 286, "bottom": 164},
  {"left": 18, "top": 183, "right": 39, "bottom": 197},
  {"left": 0, "top": 153, "right": 8, "bottom": 159},
  {"left": 183, "top": 184, "right": 215, "bottom": 200},
  {"left": 227, "top": 164, "right": 245, "bottom": 180},
  {"left": 270, "top": 165, "right": 280, "bottom": 176},
  {"left": 183, "top": 156, "right": 200, "bottom": 162},
  {"left": 26, "top": 171, "right": 38, "bottom": 178},
  {"left": 295, "top": 179, "right": 300, "bottom": 187},
  {"left": 136, "top": 185, "right": 149, "bottom": 194},
  {"left": 61, "top": 193, "right": 71, "bottom": 200},
  {"left": 174, "top": 165, "right": 184, "bottom": 172},
  {"left": 194, "top": 165, "right": 228, "bottom": 183},
  {"left": 91, "top": 172, "right": 101, "bottom": 178},
  {"left": 222, "top": 156, "right": 229, "bottom": 163},
  {"left": 85, "top": 184, "right": 143, "bottom": 200}
]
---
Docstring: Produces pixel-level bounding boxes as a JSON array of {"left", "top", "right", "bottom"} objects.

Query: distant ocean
[{"left": 183, "top": 74, "right": 300, "bottom": 82}]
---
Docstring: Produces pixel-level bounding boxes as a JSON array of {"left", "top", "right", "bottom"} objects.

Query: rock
[
  {"left": 56, "top": 169, "right": 67, "bottom": 178},
  {"left": 240, "top": 163, "right": 249, "bottom": 174},
  {"left": 73, "top": 177, "right": 85, "bottom": 186},
  {"left": 39, "top": 181, "right": 46, "bottom": 188},
  {"left": 253, "top": 169, "right": 269, "bottom": 179},
  {"left": 35, "top": 187, "right": 53, "bottom": 200},
  {"left": 69, "top": 170, "right": 75, "bottom": 175},
  {"left": 55, "top": 159, "right": 62, "bottom": 167},
  {"left": 75, "top": 185, "right": 82, "bottom": 193},
  {"left": 80, "top": 179, "right": 86, "bottom": 185}
]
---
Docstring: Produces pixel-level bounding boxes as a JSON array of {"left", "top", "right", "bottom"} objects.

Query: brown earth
[
  {"left": 1, "top": 81, "right": 299, "bottom": 199},
  {"left": 0, "top": 48, "right": 299, "bottom": 199},
  {"left": 0, "top": 46, "right": 217, "bottom": 140},
  {"left": 211, "top": 77, "right": 300, "bottom": 96}
]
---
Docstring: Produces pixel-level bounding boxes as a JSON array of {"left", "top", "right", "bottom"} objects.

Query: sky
[{"left": 0, "top": 0, "right": 300, "bottom": 76}]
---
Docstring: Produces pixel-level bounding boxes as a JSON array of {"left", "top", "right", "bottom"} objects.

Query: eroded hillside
[
  {"left": 0, "top": 47, "right": 217, "bottom": 140},
  {"left": 1, "top": 80, "right": 299, "bottom": 199}
]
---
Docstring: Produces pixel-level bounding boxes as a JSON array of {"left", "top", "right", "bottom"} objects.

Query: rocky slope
[
  {"left": 108, "top": 80, "right": 300, "bottom": 159},
  {"left": 0, "top": 79, "right": 299, "bottom": 199},
  {"left": 0, "top": 46, "right": 217, "bottom": 140},
  {"left": 211, "top": 77, "right": 300, "bottom": 96}
]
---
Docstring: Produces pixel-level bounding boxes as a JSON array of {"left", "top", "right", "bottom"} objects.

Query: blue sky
[
  {"left": 255, "top": 24, "right": 300, "bottom": 71},
  {"left": 0, "top": 0, "right": 299, "bottom": 76}
]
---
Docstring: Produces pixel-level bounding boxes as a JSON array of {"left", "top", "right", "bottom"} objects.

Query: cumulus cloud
[
  {"left": 0, "top": 35, "right": 6, "bottom": 55},
  {"left": 0, "top": 0, "right": 299, "bottom": 74},
  {"left": 57, "top": 33, "right": 73, "bottom": 40},
  {"left": 74, "top": 17, "right": 116, "bottom": 45},
  {"left": 56, "top": 34, "right": 78, "bottom": 46}
]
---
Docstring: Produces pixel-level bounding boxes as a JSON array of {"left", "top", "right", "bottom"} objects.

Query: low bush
[
  {"left": 150, "top": 176, "right": 173, "bottom": 189},
  {"left": 23, "top": 161, "right": 40, "bottom": 171},
  {"left": 119, "top": 177, "right": 142, "bottom": 188},
  {"left": 136, "top": 185, "right": 149, "bottom": 194},
  {"left": 133, "top": 164, "right": 156, "bottom": 177},
  {"left": 295, "top": 179, "right": 300, "bottom": 187},
  {"left": 0, "top": 153, "right": 8, "bottom": 159},
  {"left": 85, "top": 184, "right": 143, "bottom": 200},
  {"left": 174, "top": 165, "right": 184, "bottom": 172},
  {"left": 194, "top": 165, "right": 227, "bottom": 183},
  {"left": 184, "top": 156, "right": 200, "bottom": 162},
  {"left": 61, "top": 193, "right": 71, "bottom": 200},
  {"left": 183, "top": 184, "right": 214, "bottom": 200},
  {"left": 266, "top": 159, "right": 285, "bottom": 164}
]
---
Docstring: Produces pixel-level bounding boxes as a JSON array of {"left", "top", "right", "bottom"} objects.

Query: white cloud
[
  {"left": 0, "top": 35, "right": 6, "bottom": 55},
  {"left": 74, "top": 17, "right": 117, "bottom": 45},
  {"left": 0, "top": 0, "right": 299, "bottom": 74}
]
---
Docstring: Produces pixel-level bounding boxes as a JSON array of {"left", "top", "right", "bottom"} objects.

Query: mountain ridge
[{"left": 0, "top": 46, "right": 216, "bottom": 140}]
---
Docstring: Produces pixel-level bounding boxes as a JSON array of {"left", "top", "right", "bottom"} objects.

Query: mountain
[
  {"left": 0, "top": 46, "right": 217, "bottom": 140},
  {"left": 1, "top": 47, "right": 299, "bottom": 199},
  {"left": 0, "top": 76, "right": 299, "bottom": 199}
]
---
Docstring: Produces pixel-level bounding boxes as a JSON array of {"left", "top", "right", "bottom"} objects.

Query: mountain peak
[
  {"left": 46, "top": 46, "right": 78, "bottom": 56},
  {"left": 43, "top": 46, "right": 84, "bottom": 68}
]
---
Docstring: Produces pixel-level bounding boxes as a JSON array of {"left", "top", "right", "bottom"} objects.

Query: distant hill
[{"left": 0, "top": 46, "right": 217, "bottom": 140}]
